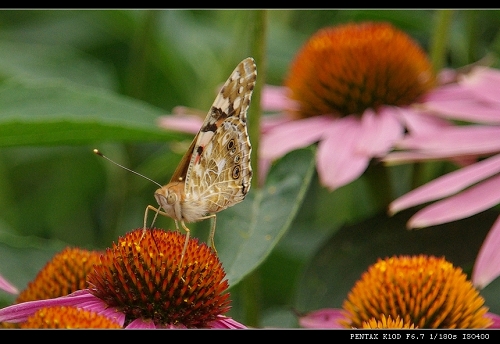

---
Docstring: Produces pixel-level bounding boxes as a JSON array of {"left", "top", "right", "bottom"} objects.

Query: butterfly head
[{"left": 154, "top": 182, "right": 184, "bottom": 221}]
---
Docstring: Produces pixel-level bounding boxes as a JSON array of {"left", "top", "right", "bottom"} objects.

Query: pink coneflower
[
  {"left": 0, "top": 229, "right": 245, "bottom": 329},
  {"left": 159, "top": 22, "right": 464, "bottom": 190},
  {"left": 383, "top": 66, "right": 500, "bottom": 289},
  {"left": 298, "top": 255, "right": 499, "bottom": 329}
]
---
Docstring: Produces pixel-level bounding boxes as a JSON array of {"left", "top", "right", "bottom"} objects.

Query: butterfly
[{"left": 144, "top": 57, "right": 257, "bottom": 262}]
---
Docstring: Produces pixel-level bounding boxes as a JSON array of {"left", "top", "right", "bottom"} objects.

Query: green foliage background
[{"left": 0, "top": 9, "right": 500, "bottom": 328}]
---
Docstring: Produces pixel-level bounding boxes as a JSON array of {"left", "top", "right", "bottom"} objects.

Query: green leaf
[
  {"left": 215, "top": 147, "right": 316, "bottom": 286},
  {"left": 0, "top": 78, "right": 183, "bottom": 147},
  {"left": 0, "top": 40, "right": 115, "bottom": 89}
]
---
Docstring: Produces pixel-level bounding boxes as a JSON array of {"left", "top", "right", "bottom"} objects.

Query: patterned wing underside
[
  {"left": 189, "top": 117, "right": 252, "bottom": 212},
  {"left": 183, "top": 57, "right": 256, "bottom": 212}
]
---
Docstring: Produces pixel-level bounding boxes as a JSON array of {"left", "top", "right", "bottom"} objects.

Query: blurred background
[{"left": 0, "top": 9, "right": 499, "bottom": 328}]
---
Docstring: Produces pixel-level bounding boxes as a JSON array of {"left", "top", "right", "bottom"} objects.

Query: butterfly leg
[
  {"left": 192, "top": 214, "right": 218, "bottom": 255},
  {"left": 179, "top": 220, "right": 191, "bottom": 265},
  {"left": 141, "top": 205, "right": 160, "bottom": 241},
  {"left": 206, "top": 214, "right": 217, "bottom": 255}
]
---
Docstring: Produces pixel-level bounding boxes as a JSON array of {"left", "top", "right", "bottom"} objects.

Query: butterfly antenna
[
  {"left": 94, "top": 148, "right": 162, "bottom": 252},
  {"left": 93, "top": 149, "right": 163, "bottom": 188}
]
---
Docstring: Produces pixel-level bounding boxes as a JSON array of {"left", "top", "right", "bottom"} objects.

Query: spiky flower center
[
  {"left": 285, "top": 22, "right": 436, "bottom": 119},
  {"left": 362, "top": 315, "right": 416, "bottom": 329},
  {"left": 342, "top": 255, "right": 492, "bottom": 329},
  {"left": 87, "top": 228, "right": 231, "bottom": 328}
]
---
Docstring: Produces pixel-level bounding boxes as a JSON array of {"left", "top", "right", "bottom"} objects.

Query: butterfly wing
[{"left": 180, "top": 57, "right": 257, "bottom": 214}]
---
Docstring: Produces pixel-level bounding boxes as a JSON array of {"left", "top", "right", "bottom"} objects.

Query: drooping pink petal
[
  {"left": 262, "top": 85, "right": 299, "bottom": 112},
  {"left": 261, "top": 115, "right": 334, "bottom": 160},
  {"left": 0, "top": 274, "right": 19, "bottom": 294},
  {"left": 436, "top": 68, "right": 459, "bottom": 85},
  {"left": 357, "top": 106, "right": 404, "bottom": 156},
  {"left": 407, "top": 173, "right": 500, "bottom": 228},
  {"left": 422, "top": 82, "right": 474, "bottom": 102},
  {"left": 260, "top": 113, "right": 293, "bottom": 133},
  {"left": 299, "top": 308, "right": 346, "bottom": 329},
  {"left": 397, "top": 106, "right": 451, "bottom": 135},
  {"left": 81, "top": 297, "right": 125, "bottom": 326},
  {"left": 422, "top": 98, "right": 500, "bottom": 124},
  {"left": 317, "top": 116, "right": 370, "bottom": 191},
  {"left": 157, "top": 114, "right": 204, "bottom": 134},
  {"left": 126, "top": 318, "right": 157, "bottom": 328},
  {"left": 485, "top": 312, "right": 500, "bottom": 328},
  {"left": 207, "top": 315, "right": 247, "bottom": 329},
  {"left": 472, "top": 215, "right": 500, "bottom": 289},
  {"left": 390, "top": 154, "right": 500, "bottom": 214},
  {"left": 460, "top": 67, "right": 500, "bottom": 105},
  {"left": 384, "top": 150, "right": 450, "bottom": 164},
  {"left": 384, "top": 150, "right": 479, "bottom": 165},
  {"left": 0, "top": 289, "right": 122, "bottom": 324},
  {"left": 395, "top": 126, "right": 500, "bottom": 157}
]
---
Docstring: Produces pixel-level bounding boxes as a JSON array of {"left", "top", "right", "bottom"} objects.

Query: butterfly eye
[
  {"left": 232, "top": 165, "right": 241, "bottom": 179},
  {"left": 167, "top": 193, "right": 177, "bottom": 205}
]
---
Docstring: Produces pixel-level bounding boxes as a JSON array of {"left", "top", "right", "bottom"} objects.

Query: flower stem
[
  {"left": 429, "top": 9, "right": 454, "bottom": 72},
  {"left": 248, "top": 10, "right": 267, "bottom": 191},
  {"left": 239, "top": 10, "right": 267, "bottom": 328},
  {"left": 241, "top": 270, "right": 261, "bottom": 327}
]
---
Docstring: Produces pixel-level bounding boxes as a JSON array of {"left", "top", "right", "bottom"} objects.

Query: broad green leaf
[
  {"left": 0, "top": 78, "right": 182, "bottom": 147},
  {"left": 0, "top": 40, "right": 115, "bottom": 89},
  {"left": 215, "top": 147, "right": 316, "bottom": 286}
]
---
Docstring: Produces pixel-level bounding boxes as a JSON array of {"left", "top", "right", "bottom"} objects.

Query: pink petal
[
  {"left": 422, "top": 82, "right": 474, "bottom": 102},
  {"left": 407, "top": 173, "right": 500, "bottom": 228},
  {"left": 262, "top": 85, "right": 298, "bottom": 112},
  {"left": 260, "top": 113, "right": 293, "bottom": 133},
  {"left": 384, "top": 151, "right": 450, "bottom": 164},
  {"left": 423, "top": 98, "right": 500, "bottom": 124},
  {"left": 436, "top": 68, "right": 459, "bottom": 85},
  {"left": 384, "top": 150, "right": 479, "bottom": 165},
  {"left": 207, "top": 316, "right": 247, "bottom": 329},
  {"left": 261, "top": 115, "right": 334, "bottom": 160},
  {"left": 390, "top": 154, "right": 500, "bottom": 214},
  {"left": 317, "top": 116, "right": 370, "bottom": 190},
  {"left": 0, "top": 289, "right": 91, "bottom": 323},
  {"left": 460, "top": 67, "right": 500, "bottom": 105},
  {"left": 157, "top": 114, "right": 204, "bottom": 134},
  {"left": 485, "top": 312, "right": 500, "bottom": 328},
  {"left": 395, "top": 126, "right": 500, "bottom": 157},
  {"left": 126, "top": 318, "right": 157, "bottom": 328},
  {"left": 472, "top": 215, "right": 500, "bottom": 289},
  {"left": 0, "top": 274, "right": 18, "bottom": 295},
  {"left": 397, "top": 106, "right": 452, "bottom": 135},
  {"left": 299, "top": 308, "right": 346, "bottom": 328},
  {"left": 357, "top": 107, "right": 404, "bottom": 156}
]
